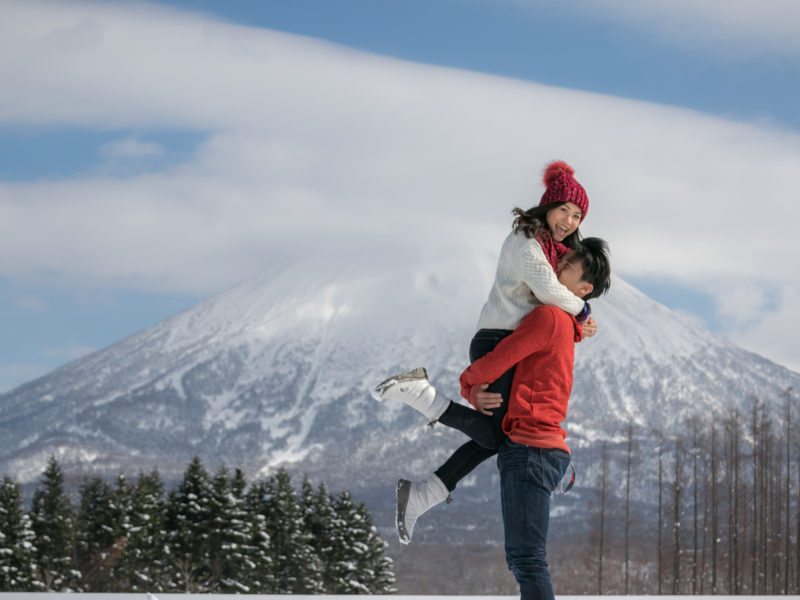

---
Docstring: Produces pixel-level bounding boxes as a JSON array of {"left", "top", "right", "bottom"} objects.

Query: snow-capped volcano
[{"left": 1, "top": 251, "right": 797, "bottom": 542}]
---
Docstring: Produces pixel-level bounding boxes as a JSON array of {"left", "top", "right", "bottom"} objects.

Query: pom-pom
[{"left": 543, "top": 160, "right": 575, "bottom": 186}]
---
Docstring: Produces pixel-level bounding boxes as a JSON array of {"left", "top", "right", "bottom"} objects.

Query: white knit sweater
[{"left": 477, "top": 231, "right": 585, "bottom": 331}]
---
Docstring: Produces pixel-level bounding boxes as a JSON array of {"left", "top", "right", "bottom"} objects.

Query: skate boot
[
  {"left": 396, "top": 474, "right": 450, "bottom": 545},
  {"left": 372, "top": 367, "right": 449, "bottom": 423}
]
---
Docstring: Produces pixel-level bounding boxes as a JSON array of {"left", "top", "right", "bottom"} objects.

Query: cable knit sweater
[{"left": 477, "top": 231, "right": 585, "bottom": 330}]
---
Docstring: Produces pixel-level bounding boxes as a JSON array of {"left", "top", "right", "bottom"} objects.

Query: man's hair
[{"left": 572, "top": 237, "right": 611, "bottom": 301}]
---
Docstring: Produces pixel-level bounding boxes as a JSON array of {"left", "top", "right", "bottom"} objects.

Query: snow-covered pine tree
[
  {"left": 74, "top": 476, "right": 117, "bottom": 591},
  {"left": 114, "top": 470, "right": 168, "bottom": 592},
  {"left": 30, "top": 456, "right": 80, "bottom": 591},
  {"left": 166, "top": 456, "right": 213, "bottom": 592},
  {"left": 104, "top": 474, "right": 133, "bottom": 592},
  {"left": 207, "top": 466, "right": 252, "bottom": 593},
  {"left": 300, "top": 478, "right": 339, "bottom": 593},
  {"left": 331, "top": 490, "right": 396, "bottom": 594},
  {"left": 244, "top": 479, "right": 275, "bottom": 593},
  {"left": 0, "top": 476, "right": 41, "bottom": 590},
  {"left": 253, "top": 469, "right": 323, "bottom": 593},
  {"left": 352, "top": 499, "right": 396, "bottom": 593},
  {"left": 328, "top": 490, "right": 367, "bottom": 593}
]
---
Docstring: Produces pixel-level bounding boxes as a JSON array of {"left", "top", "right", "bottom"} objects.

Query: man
[{"left": 375, "top": 238, "right": 611, "bottom": 600}]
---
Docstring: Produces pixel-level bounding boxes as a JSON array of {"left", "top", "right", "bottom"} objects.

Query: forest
[{"left": 0, "top": 456, "right": 396, "bottom": 594}]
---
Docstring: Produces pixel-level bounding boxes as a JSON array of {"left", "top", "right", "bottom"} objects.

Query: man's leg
[{"left": 498, "top": 443, "right": 571, "bottom": 600}]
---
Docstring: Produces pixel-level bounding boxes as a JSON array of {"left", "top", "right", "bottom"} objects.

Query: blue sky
[
  {"left": 158, "top": 0, "right": 800, "bottom": 129},
  {"left": 2, "top": 0, "right": 799, "bottom": 391}
]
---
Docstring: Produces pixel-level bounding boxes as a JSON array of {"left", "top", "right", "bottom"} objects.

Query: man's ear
[{"left": 578, "top": 282, "right": 593, "bottom": 298}]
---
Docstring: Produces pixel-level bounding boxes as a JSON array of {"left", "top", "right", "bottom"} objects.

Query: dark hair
[
  {"left": 571, "top": 237, "right": 611, "bottom": 301},
  {"left": 511, "top": 203, "right": 582, "bottom": 249}
]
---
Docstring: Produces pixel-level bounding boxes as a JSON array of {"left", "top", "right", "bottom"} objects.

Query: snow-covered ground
[{"left": 2, "top": 595, "right": 800, "bottom": 600}]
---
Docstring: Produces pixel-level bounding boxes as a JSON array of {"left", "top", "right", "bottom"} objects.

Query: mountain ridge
[{"left": 1, "top": 256, "right": 797, "bottom": 542}]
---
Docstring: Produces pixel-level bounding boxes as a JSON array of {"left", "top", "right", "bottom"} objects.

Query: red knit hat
[{"left": 539, "top": 160, "right": 589, "bottom": 222}]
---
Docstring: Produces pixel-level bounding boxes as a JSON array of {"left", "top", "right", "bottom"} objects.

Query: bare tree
[
  {"left": 700, "top": 440, "right": 710, "bottom": 594},
  {"left": 711, "top": 421, "right": 719, "bottom": 594},
  {"left": 726, "top": 410, "right": 741, "bottom": 594},
  {"left": 597, "top": 440, "right": 609, "bottom": 595},
  {"left": 761, "top": 414, "right": 770, "bottom": 594},
  {"left": 772, "top": 414, "right": 785, "bottom": 594},
  {"left": 657, "top": 433, "right": 664, "bottom": 595},
  {"left": 672, "top": 438, "right": 683, "bottom": 594},
  {"left": 624, "top": 419, "right": 633, "bottom": 594},
  {"left": 692, "top": 419, "right": 700, "bottom": 594},
  {"left": 750, "top": 399, "right": 759, "bottom": 594},
  {"left": 784, "top": 388, "right": 793, "bottom": 595},
  {"left": 731, "top": 409, "right": 741, "bottom": 594}
]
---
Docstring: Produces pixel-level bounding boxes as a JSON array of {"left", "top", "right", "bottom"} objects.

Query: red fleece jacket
[{"left": 459, "top": 305, "right": 583, "bottom": 453}]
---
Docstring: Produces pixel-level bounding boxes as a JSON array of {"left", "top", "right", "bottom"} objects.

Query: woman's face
[{"left": 546, "top": 202, "right": 583, "bottom": 242}]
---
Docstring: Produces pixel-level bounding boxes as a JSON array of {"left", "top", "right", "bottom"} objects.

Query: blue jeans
[{"left": 497, "top": 440, "right": 571, "bottom": 600}]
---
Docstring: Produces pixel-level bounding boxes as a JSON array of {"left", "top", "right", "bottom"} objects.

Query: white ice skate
[
  {"left": 372, "top": 367, "right": 449, "bottom": 423},
  {"left": 395, "top": 475, "right": 449, "bottom": 545}
]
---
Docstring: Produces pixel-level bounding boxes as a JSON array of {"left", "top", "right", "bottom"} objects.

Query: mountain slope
[{"left": 1, "top": 254, "right": 797, "bottom": 542}]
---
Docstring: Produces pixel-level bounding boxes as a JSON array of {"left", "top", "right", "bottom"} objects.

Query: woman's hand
[
  {"left": 582, "top": 317, "right": 597, "bottom": 338},
  {"left": 470, "top": 384, "right": 503, "bottom": 416}
]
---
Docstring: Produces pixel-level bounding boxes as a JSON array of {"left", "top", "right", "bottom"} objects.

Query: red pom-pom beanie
[{"left": 539, "top": 160, "right": 589, "bottom": 221}]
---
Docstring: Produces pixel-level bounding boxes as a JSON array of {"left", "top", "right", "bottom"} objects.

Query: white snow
[
  {"left": 1, "top": 251, "right": 798, "bottom": 506},
  {"left": 1, "top": 594, "right": 797, "bottom": 600}
]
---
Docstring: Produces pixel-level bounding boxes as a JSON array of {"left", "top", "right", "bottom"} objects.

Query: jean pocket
[{"left": 540, "top": 450, "right": 571, "bottom": 492}]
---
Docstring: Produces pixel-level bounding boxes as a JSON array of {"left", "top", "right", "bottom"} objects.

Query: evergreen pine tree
[
  {"left": 115, "top": 470, "right": 168, "bottom": 592},
  {"left": 105, "top": 474, "right": 136, "bottom": 592},
  {"left": 74, "top": 475, "right": 117, "bottom": 591},
  {"left": 352, "top": 500, "right": 396, "bottom": 593},
  {"left": 301, "top": 478, "right": 338, "bottom": 592},
  {"left": 254, "top": 469, "right": 323, "bottom": 593},
  {"left": 207, "top": 466, "right": 253, "bottom": 593},
  {"left": 227, "top": 467, "right": 258, "bottom": 591},
  {"left": 244, "top": 479, "right": 275, "bottom": 593},
  {"left": 0, "top": 476, "right": 41, "bottom": 590},
  {"left": 331, "top": 490, "right": 397, "bottom": 594},
  {"left": 30, "top": 456, "right": 80, "bottom": 591},
  {"left": 165, "top": 457, "right": 213, "bottom": 592}
]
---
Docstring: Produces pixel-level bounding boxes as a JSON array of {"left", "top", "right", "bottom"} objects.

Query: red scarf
[{"left": 535, "top": 229, "right": 569, "bottom": 271}]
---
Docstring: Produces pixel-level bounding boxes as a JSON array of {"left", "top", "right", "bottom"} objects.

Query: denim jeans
[{"left": 497, "top": 440, "right": 571, "bottom": 600}]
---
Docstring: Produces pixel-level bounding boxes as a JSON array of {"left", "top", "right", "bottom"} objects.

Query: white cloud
[
  {"left": 100, "top": 137, "right": 165, "bottom": 161},
  {"left": 0, "top": 0, "right": 799, "bottom": 372},
  {"left": 714, "top": 283, "right": 768, "bottom": 326},
  {"left": 561, "top": 0, "right": 800, "bottom": 57},
  {"left": 731, "top": 285, "right": 800, "bottom": 374}
]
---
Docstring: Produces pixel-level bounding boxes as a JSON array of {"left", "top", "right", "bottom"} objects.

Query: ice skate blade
[
  {"left": 372, "top": 367, "right": 429, "bottom": 401},
  {"left": 396, "top": 478, "right": 412, "bottom": 545}
]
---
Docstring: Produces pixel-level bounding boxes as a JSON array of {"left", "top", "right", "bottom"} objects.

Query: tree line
[
  {"left": 0, "top": 455, "right": 396, "bottom": 594},
  {"left": 588, "top": 388, "right": 798, "bottom": 595}
]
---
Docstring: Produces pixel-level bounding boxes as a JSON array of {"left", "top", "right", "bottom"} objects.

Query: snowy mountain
[{"left": 1, "top": 251, "right": 797, "bottom": 543}]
